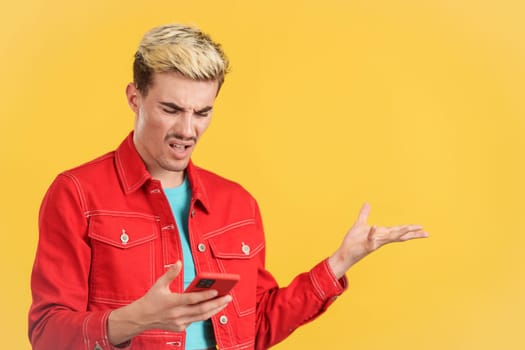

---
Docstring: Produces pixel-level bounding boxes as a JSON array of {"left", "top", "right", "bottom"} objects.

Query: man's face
[{"left": 127, "top": 72, "right": 219, "bottom": 186}]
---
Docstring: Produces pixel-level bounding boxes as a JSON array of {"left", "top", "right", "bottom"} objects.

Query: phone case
[{"left": 184, "top": 272, "right": 240, "bottom": 296}]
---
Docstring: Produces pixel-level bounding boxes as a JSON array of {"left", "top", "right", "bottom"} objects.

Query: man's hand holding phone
[{"left": 108, "top": 261, "right": 237, "bottom": 346}]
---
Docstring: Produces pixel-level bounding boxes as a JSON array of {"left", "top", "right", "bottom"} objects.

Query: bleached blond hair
[{"left": 133, "top": 23, "right": 230, "bottom": 95}]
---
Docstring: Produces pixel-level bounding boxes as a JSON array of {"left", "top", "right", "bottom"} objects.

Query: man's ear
[{"left": 125, "top": 83, "right": 141, "bottom": 113}]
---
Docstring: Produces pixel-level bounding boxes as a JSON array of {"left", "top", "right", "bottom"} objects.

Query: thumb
[
  {"left": 158, "top": 260, "right": 182, "bottom": 288},
  {"left": 356, "top": 202, "right": 371, "bottom": 225}
]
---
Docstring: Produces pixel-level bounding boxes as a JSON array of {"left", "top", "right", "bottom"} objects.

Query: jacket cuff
[
  {"left": 309, "top": 258, "right": 348, "bottom": 308},
  {"left": 83, "top": 310, "right": 132, "bottom": 350}
]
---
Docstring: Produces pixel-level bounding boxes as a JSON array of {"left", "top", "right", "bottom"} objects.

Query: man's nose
[{"left": 175, "top": 114, "right": 194, "bottom": 139}]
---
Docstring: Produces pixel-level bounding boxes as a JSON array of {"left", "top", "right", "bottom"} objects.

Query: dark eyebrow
[
  {"left": 196, "top": 106, "right": 213, "bottom": 114},
  {"left": 159, "top": 102, "right": 213, "bottom": 114},
  {"left": 159, "top": 102, "right": 184, "bottom": 111}
]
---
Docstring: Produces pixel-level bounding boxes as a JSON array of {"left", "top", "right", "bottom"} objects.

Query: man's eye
[
  {"left": 163, "top": 109, "right": 179, "bottom": 114},
  {"left": 196, "top": 110, "right": 212, "bottom": 117}
]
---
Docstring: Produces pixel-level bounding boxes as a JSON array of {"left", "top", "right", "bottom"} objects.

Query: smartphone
[{"left": 184, "top": 272, "right": 240, "bottom": 297}]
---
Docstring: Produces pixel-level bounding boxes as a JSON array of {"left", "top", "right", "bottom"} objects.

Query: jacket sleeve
[
  {"left": 28, "top": 174, "right": 129, "bottom": 350},
  {"left": 252, "top": 201, "right": 348, "bottom": 349}
]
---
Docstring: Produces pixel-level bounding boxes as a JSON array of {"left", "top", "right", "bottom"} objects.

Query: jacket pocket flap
[
  {"left": 88, "top": 212, "right": 157, "bottom": 249},
  {"left": 208, "top": 220, "right": 264, "bottom": 259}
]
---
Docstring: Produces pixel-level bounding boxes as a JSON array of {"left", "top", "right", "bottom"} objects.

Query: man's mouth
[
  {"left": 168, "top": 142, "right": 194, "bottom": 155},
  {"left": 170, "top": 143, "right": 190, "bottom": 150}
]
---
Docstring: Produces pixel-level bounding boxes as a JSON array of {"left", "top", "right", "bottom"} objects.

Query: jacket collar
[
  {"left": 186, "top": 161, "right": 211, "bottom": 214},
  {"left": 115, "top": 132, "right": 211, "bottom": 213}
]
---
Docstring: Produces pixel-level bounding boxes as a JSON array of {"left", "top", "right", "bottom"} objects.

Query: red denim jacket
[{"left": 29, "top": 133, "right": 347, "bottom": 350}]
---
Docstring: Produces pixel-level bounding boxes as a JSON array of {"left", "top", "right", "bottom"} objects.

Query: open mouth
[
  {"left": 168, "top": 142, "right": 194, "bottom": 157},
  {"left": 169, "top": 143, "right": 190, "bottom": 150}
]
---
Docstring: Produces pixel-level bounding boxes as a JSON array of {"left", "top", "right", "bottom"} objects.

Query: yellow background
[{"left": 1, "top": 0, "right": 524, "bottom": 348}]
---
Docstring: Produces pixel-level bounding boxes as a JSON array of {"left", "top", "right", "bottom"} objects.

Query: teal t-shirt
[{"left": 164, "top": 177, "right": 215, "bottom": 349}]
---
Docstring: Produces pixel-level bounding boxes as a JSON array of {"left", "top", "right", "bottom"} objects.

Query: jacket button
[
  {"left": 241, "top": 242, "right": 250, "bottom": 255},
  {"left": 190, "top": 209, "right": 196, "bottom": 218},
  {"left": 197, "top": 243, "right": 206, "bottom": 252},
  {"left": 94, "top": 343, "right": 103, "bottom": 350},
  {"left": 219, "top": 315, "right": 228, "bottom": 325},
  {"left": 120, "top": 229, "right": 129, "bottom": 244}
]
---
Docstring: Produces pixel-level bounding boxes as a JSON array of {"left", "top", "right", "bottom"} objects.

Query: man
[{"left": 29, "top": 23, "right": 427, "bottom": 350}]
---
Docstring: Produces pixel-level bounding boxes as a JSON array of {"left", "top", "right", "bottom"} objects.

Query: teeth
[{"left": 171, "top": 144, "right": 185, "bottom": 149}]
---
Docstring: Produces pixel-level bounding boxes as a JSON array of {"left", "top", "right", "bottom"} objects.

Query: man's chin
[{"left": 165, "top": 159, "right": 191, "bottom": 172}]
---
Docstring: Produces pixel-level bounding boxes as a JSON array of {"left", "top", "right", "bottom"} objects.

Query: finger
[
  {"left": 201, "top": 299, "right": 230, "bottom": 320},
  {"left": 197, "top": 294, "right": 232, "bottom": 314},
  {"left": 197, "top": 295, "right": 231, "bottom": 320},
  {"left": 367, "top": 225, "right": 377, "bottom": 241},
  {"left": 398, "top": 230, "right": 429, "bottom": 241},
  {"left": 403, "top": 224, "right": 424, "bottom": 231},
  {"left": 356, "top": 202, "right": 371, "bottom": 225},
  {"left": 159, "top": 261, "right": 182, "bottom": 288},
  {"left": 182, "top": 289, "right": 220, "bottom": 305},
  {"left": 388, "top": 225, "right": 424, "bottom": 240},
  {"left": 179, "top": 294, "right": 232, "bottom": 319},
  {"left": 173, "top": 301, "right": 230, "bottom": 330}
]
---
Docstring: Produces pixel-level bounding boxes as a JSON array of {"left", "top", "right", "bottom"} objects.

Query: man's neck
[{"left": 154, "top": 171, "right": 185, "bottom": 189}]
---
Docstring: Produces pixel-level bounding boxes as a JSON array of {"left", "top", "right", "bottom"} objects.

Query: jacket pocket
[
  {"left": 208, "top": 219, "right": 264, "bottom": 317},
  {"left": 88, "top": 212, "right": 159, "bottom": 304}
]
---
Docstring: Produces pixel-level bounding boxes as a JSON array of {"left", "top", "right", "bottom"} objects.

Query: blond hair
[{"left": 133, "top": 23, "right": 230, "bottom": 95}]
